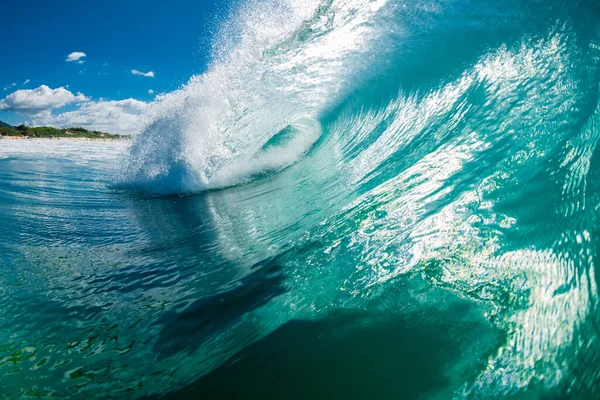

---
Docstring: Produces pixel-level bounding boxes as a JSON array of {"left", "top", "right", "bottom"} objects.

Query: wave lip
[{"left": 118, "top": 0, "right": 393, "bottom": 196}]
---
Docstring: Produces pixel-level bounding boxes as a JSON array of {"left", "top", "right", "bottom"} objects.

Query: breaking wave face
[{"left": 120, "top": 0, "right": 600, "bottom": 396}]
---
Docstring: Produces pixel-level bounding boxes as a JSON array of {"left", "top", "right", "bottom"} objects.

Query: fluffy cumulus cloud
[
  {"left": 0, "top": 85, "right": 88, "bottom": 115},
  {"left": 1, "top": 84, "right": 149, "bottom": 135},
  {"left": 32, "top": 98, "right": 148, "bottom": 135},
  {"left": 148, "top": 89, "right": 154, "bottom": 94},
  {"left": 131, "top": 69, "right": 155, "bottom": 78},
  {"left": 66, "top": 52, "right": 87, "bottom": 63}
]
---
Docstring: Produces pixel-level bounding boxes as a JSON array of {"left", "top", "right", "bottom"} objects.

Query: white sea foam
[{"left": 119, "top": 0, "right": 393, "bottom": 194}]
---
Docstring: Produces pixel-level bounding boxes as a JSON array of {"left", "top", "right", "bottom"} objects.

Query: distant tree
[
  {"left": 69, "top": 127, "right": 88, "bottom": 133},
  {"left": 16, "top": 125, "right": 28, "bottom": 131}
]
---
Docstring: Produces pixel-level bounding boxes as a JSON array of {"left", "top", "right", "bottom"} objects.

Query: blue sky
[{"left": 0, "top": 0, "right": 228, "bottom": 133}]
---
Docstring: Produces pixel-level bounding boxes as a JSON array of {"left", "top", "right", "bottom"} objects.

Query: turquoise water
[{"left": 2, "top": 0, "right": 600, "bottom": 398}]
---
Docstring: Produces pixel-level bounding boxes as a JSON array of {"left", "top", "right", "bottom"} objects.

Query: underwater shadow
[
  {"left": 155, "top": 305, "right": 499, "bottom": 400},
  {"left": 153, "top": 257, "right": 287, "bottom": 360}
]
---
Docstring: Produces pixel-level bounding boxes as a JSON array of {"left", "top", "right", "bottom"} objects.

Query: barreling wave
[
  {"left": 118, "top": 0, "right": 600, "bottom": 396},
  {"left": 119, "top": 0, "right": 397, "bottom": 193}
]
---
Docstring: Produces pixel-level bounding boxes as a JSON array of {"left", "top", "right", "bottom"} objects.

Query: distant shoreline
[
  {"left": 0, "top": 124, "right": 126, "bottom": 141},
  {"left": 0, "top": 135, "right": 127, "bottom": 141}
]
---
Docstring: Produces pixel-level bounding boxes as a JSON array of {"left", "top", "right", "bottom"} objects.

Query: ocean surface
[{"left": 2, "top": 0, "right": 600, "bottom": 398}]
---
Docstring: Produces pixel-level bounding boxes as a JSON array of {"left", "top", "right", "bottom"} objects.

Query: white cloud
[
  {"left": 32, "top": 98, "right": 148, "bottom": 135},
  {"left": 22, "top": 79, "right": 30, "bottom": 86},
  {"left": 0, "top": 85, "right": 89, "bottom": 115},
  {"left": 11, "top": 83, "right": 16, "bottom": 87},
  {"left": 132, "top": 69, "right": 155, "bottom": 78},
  {"left": 66, "top": 52, "right": 87, "bottom": 63},
  {"left": 148, "top": 89, "right": 154, "bottom": 94}
]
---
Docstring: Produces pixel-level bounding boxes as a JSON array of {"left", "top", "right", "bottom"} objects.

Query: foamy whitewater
[{"left": 2, "top": 0, "right": 600, "bottom": 398}]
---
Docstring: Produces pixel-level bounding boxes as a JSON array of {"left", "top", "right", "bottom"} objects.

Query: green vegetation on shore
[{"left": 0, "top": 124, "right": 124, "bottom": 140}]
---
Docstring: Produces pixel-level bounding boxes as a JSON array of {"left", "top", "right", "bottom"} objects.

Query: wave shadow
[
  {"left": 154, "top": 304, "right": 500, "bottom": 399},
  {"left": 153, "top": 258, "right": 287, "bottom": 360}
]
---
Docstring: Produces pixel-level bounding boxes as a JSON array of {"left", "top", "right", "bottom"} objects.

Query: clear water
[{"left": 2, "top": 0, "right": 600, "bottom": 398}]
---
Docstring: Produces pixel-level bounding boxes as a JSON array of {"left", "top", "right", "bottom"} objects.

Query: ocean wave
[{"left": 115, "top": 0, "right": 600, "bottom": 395}]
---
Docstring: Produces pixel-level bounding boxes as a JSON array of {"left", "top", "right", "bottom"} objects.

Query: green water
[{"left": 2, "top": 0, "right": 600, "bottom": 398}]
